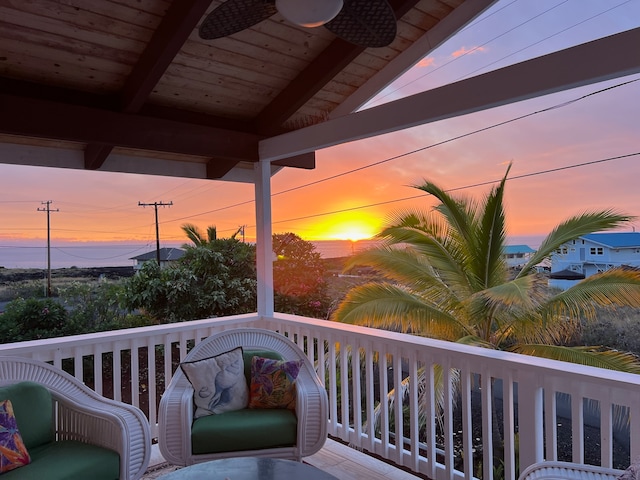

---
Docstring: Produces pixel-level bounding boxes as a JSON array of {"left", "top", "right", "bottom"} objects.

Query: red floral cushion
[
  {"left": 248, "top": 357, "right": 302, "bottom": 410},
  {"left": 0, "top": 399, "right": 31, "bottom": 473}
]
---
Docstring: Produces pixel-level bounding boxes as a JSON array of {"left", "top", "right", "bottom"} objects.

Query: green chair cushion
[
  {"left": 191, "top": 408, "right": 296, "bottom": 455},
  {"left": 0, "top": 381, "right": 53, "bottom": 449},
  {"left": 0, "top": 440, "right": 120, "bottom": 480}
]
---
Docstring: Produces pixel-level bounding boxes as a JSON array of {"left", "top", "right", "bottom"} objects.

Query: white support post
[{"left": 255, "top": 159, "right": 274, "bottom": 316}]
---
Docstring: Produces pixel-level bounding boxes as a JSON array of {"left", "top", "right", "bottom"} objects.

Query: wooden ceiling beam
[
  {"left": 85, "top": 0, "right": 214, "bottom": 170},
  {"left": 0, "top": 94, "right": 260, "bottom": 160},
  {"left": 254, "top": 0, "right": 421, "bottom": 135}
]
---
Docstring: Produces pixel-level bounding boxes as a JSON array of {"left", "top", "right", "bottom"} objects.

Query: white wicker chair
[
  {"left": 518, "top": 461, "right": 624, "bottom": 480},
  {"left": 0, "top": 355, "right": 151, "bottom": 480},
  {"left": 158, "top": 327, "right": 328, "bottom": 466}
]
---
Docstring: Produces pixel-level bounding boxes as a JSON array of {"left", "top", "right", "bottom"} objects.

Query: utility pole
[
  {"left": 37, "top": 200, "right": 59, "bottom": 297},
  {"left": 138, "top": 201, "right": 173, "bottom": 265}
]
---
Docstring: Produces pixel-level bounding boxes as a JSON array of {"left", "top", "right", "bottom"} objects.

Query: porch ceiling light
[{"left": 275, "top": 0, "right": 343, "bottom": 28}]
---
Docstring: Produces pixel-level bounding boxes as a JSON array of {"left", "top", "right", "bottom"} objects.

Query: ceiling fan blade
[
  {"left": 324, "top": 0, "right": 396, "bottom": 48},
  {"left": 199, "top": 0, "right": 277, "bottom": 40}
]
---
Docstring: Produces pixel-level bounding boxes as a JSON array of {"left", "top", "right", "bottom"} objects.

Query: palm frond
[
  {"left": 346, "top": 240, "right": 473, "bottom": 299},
  {"left": 476, "top": 273, "right": 543, "bottom": 310},
  {"left": 331, "top": 282, "right": 469, "bottom": 340},
  {"left": 510, "top": 344, "right": 640, "bottom": 374},
  {"left": 181, "top": 223, "right": 205, "bottom": 246},
  {"left": 518, "top": 210, "right": 633, "bottom": 277},
  {"left": 457, "top": 335, "right": 496, "bottom": 349},
  {"left": 475, "top": 164, "right": 510, "bottom": 288},
  {"left": 543, "top": 268, "right": 640, "bottom": 320},
  {"left": 414, "top": 179, "right": 478, "bottom": 251}
]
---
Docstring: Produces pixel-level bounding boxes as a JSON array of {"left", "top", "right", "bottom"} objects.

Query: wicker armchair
[
  {"left": 158, "top": 327, "right": 328, "bottom": 466},
  {"left": 0, "top": 355, "right": 151, "bottom": 480},
  {"left": 518, "top": 461, "right": 624, "bottom": 480}
]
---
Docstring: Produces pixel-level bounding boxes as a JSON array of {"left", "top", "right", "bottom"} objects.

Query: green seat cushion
[
  {"left": 0, "top": 440, "right": 120, "bottom": 480},
  {"left": 191, "top": 408, "right": 296, "bottom": 455},
  {"left": 0, "top": 381, "right": 53, "bottom": 449}
]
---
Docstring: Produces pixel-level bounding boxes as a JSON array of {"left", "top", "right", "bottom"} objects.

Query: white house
[{"left": 549, "top": 232, "right": 640, "bottom": 289}]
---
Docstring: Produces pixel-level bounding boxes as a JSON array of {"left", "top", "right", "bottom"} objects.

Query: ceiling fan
[{"left": 199, "top": 0, "right": 397, "bottom": 48}]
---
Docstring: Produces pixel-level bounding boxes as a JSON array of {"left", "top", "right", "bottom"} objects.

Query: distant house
[
  {"left": 549, "top": 232, "right": 640, "bottom": 289},
  {"left": 130, "top": 247, "right": 185, "bottom": 270},
  {"left": 503, "top": 244, "right": 536, "bottom": 269}
]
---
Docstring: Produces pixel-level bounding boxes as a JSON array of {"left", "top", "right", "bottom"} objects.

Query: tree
[
  {"left": 331, "top": 164, "right": 640, "bottom": 465},
  {"left": 181, "top": 223, "right": 243, "bottom": 247},
  {"left": 333, "top": 164, "right": 640, "bottom": 371},
  {"left": 181, "top": 223, "right": 217, "bottom": 246},
  {"left": 0, "top": 297, "right": 70, "bottom": 342},
  {"left": 123, "top": 234, "right": 257, "bottom": 322},
  {"left": 272, "top": 233, "right": 330, "bottom": 318}
]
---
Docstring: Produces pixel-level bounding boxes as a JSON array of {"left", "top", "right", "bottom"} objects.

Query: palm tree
[
  {"left": 181, "top": 224, "right": 244, "bottom": 248},
  {"left": 333, "top": 164, "right": 640, "bottom": 371},
  {"left": 331, "top": 164, "right": 640, "bottom": 467},
  {"left": 181, "top": 223, "right": 218, "bottom": 247}
]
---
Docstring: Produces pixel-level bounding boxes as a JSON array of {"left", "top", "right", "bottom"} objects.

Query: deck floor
[{"left": 142, "top": 438, "right": 425, "bottom": 480}]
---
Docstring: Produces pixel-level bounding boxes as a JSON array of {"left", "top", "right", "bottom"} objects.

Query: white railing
[{"left": 1, "top": 312, "right": 638, "bottom": 480}]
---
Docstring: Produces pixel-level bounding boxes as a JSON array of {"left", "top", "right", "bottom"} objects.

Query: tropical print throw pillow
[
  {"left": 248, "top": 356, "right": 302, "bottom": 410},
  {"left": 0, "top": 399, "right": 31, "bottom": 473}
]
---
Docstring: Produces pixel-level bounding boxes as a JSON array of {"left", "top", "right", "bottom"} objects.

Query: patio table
[{"left": 158, "top": 457, "right": 339, "bottom": 479}]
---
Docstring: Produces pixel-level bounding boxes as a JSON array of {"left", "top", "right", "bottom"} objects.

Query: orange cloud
[
  {"left": 452, "top": 46, "right": 486, "bottom": 58},
  {"left": 416, "top": 57, "right": 436, "bottom": 68}
]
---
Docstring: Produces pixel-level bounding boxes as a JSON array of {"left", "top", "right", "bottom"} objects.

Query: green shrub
[{"left": 0, "top": 297, "right": 68, "bottom": 342}]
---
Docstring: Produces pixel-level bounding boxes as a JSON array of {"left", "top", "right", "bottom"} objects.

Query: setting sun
[{"left": 325, "top": 215, "right": 379, "bottom": 241}]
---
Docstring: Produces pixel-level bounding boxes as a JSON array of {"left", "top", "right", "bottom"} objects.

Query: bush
[
  {"left": 0, "top": 297, "right": 69, "bottom": 342},
  {"left": 123, "top": 240, "right": 258, "bottom": 323},
  {"left": 58, "top": 280, "right": 143, "bottom": 333},
  {"left": 578, "top": 307, "right": 640, "bottom": 356}
]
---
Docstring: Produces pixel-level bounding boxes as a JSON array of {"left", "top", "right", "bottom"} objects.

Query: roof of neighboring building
[
  {"left": 130, "top": 248, "right": 185, "bottom": 262},
  {"left": 581, "top": 232, "right": 640, "bottom": 248},
  {"left": 549, "top": 269, "right": 585, "bottom": 280},
  {"left": 503, "top": 245, "right": 535, "bottom": 254}
]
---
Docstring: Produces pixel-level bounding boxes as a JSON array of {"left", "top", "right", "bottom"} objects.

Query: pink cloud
[
  {"left": 416, "top": 57, "right": 436, "bottom": 68},
  {"left": 451, "top": 46, "right": 486, "bottom": 58}
]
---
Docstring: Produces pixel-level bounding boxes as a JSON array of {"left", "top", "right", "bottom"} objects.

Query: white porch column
[{"left": 254, "top": 159, "right": 274, "bottom": 316}]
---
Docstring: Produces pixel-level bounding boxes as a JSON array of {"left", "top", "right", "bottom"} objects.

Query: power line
[
  {"left": 156, "top": 76, "right": 639, "bottom": 228},
  {"left": 368, "top": 0, "right": 571, "bottom": 107},
  {"left": 248, "top": 151, "right": 640, "bottom": 230}
]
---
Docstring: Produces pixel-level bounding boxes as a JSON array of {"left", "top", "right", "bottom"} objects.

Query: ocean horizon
[
  {"left": 0, "top": 239, "right": 383, "bottom": 269},
  {"left": 0, "top": 236, "right": 544, "bottom": 269}
]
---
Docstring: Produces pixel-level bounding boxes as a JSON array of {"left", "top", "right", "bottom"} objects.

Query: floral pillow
[
  {"left": 0, "top": 399, "right": 31, "bottom": 473},
  {"left": 181, "top": 347, "right": 249, "bottom": 418},
  {"left": 248, "top": 356, "right": 303, "bottom": 410}
]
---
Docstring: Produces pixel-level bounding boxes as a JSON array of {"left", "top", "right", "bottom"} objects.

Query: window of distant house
[
  {"left": 556, "top": 247, "right": 568, "bottom": 255},
  {"left": 590, "top": 247, "right": 603, "bottom": 255}
]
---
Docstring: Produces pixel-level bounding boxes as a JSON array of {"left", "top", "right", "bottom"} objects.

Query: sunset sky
[{"left": 1, "top": 0, "right": 639, "bottom": 253}]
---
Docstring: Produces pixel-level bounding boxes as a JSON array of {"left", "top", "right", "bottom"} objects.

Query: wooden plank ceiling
[{"left": 0, "top": 0, "right": 472, "bottom": 181}]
